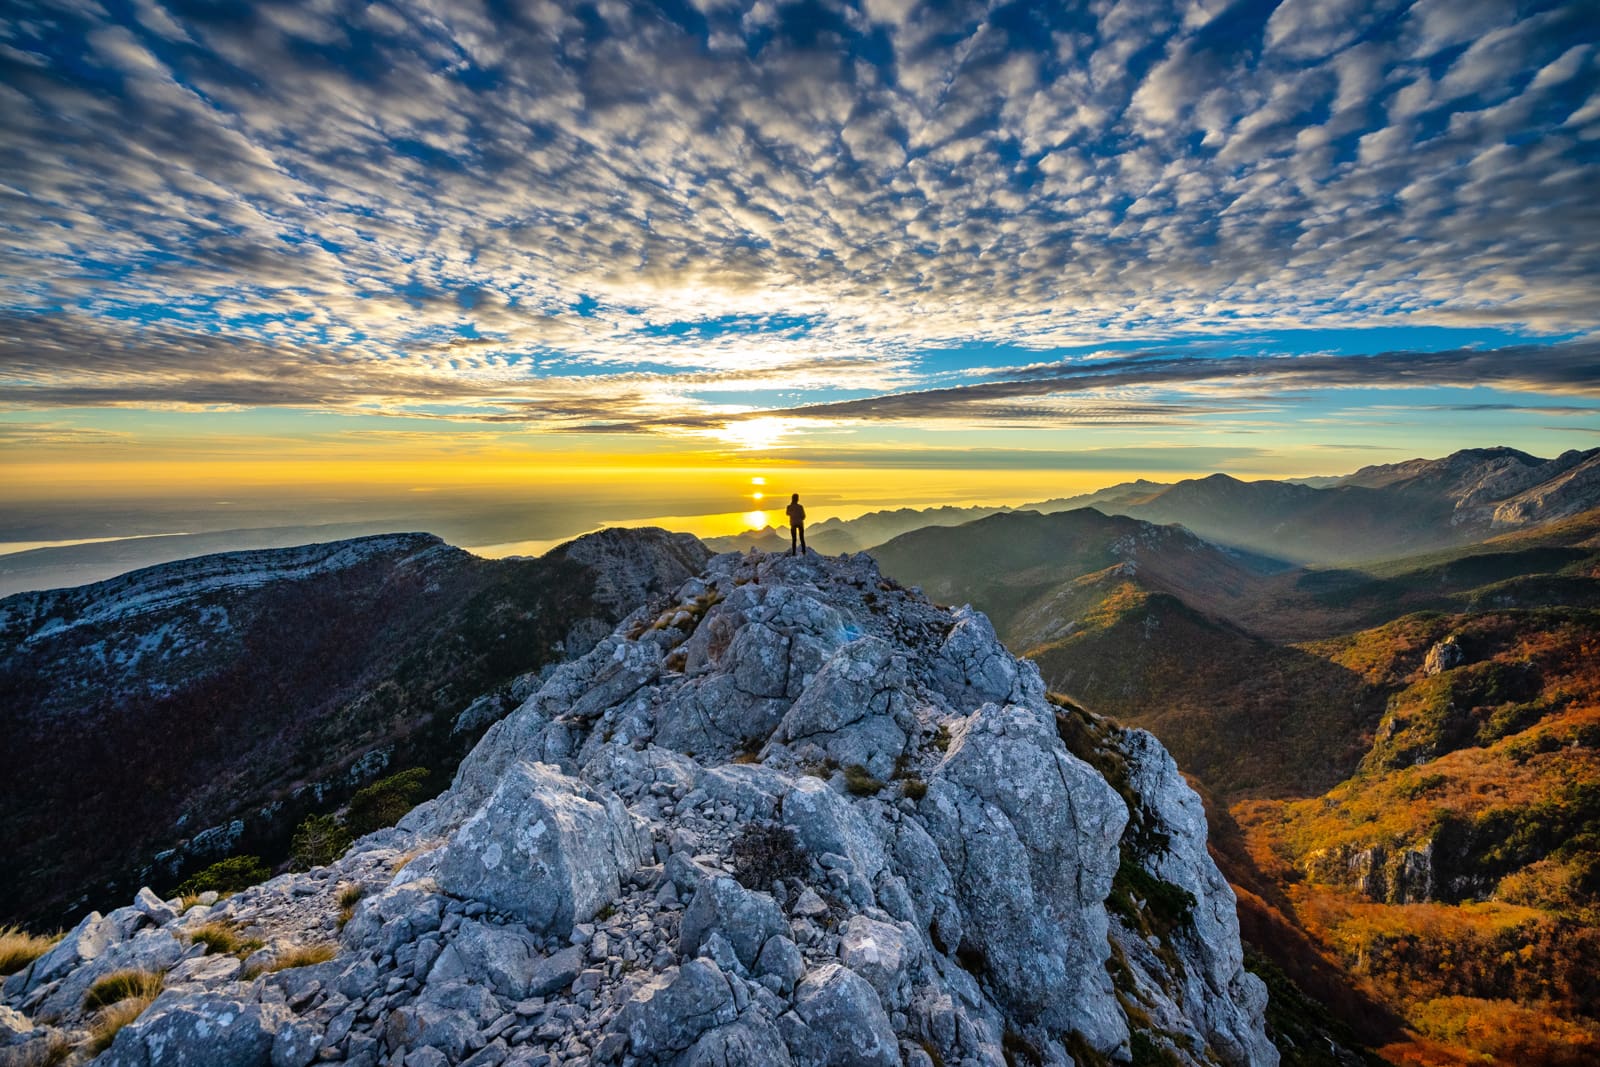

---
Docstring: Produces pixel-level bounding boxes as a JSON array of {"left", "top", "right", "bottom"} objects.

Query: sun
[
  {"left": 718, "top": 417, "right": 794, "bottom": 451},
  {"left": 742, "top": 510, "right": 769, "bottom": 530}
]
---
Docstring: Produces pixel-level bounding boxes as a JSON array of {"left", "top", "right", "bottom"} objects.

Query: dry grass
[
  {"left": 187, "top": 920, "right": 264, "bottom": 959},
  {"left": 10, "top": 1032, "right": 74, "bottom": 1067},
  {"left": 176, "top": 892, "right": 219, "bottom": 913},
  {"left": 335, "top": 883, "right": 366, "bottom": 929},
  {"left": 88, "top": 992, "right": 159, "bottom": 1055},
  {"left": 389, "top": 846, "right": 428, "bottom": 873},
  {"left": 0, "top": 925, "right": 63, "bottom": 976},
  {"left": 84, "top": 968, "right": 164, "bottom": 1010},
  {"left": 243, "top": 941, "right": 337, "bottom": 979}
]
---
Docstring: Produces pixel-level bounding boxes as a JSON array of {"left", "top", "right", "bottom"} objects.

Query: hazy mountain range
[{"left": 711, "top": 446, "right": 1600, "bottom": 566}]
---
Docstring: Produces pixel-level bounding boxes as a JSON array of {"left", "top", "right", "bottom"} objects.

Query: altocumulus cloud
[{"left": 0, "top": 0, "right": 1597, "bottom": 430}]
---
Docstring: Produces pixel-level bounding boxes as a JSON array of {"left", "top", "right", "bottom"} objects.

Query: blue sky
[{"left": 1, "top": 0, "right": 1598, "bottom": 483}]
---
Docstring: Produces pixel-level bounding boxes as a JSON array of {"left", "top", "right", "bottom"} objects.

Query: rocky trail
[{"left": 2, "top": 548, "right": 1274, "bottom": 1067}]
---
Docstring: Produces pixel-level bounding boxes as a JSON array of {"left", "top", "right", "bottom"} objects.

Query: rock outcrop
[{"left": 2, "top": 550, "right": 1275, "bottom": 1067}]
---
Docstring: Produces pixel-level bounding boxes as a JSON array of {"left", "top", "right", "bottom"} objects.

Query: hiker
[{"left": 786, "top": 493, "right": 806, "bottom": 556}]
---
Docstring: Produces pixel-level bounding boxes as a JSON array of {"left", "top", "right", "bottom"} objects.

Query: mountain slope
[
  {"left": 0, "top": 549, "right": 1277, "bottom": 1067},
  {"left": 1231, "top": 607, "right": 1600, "bottom": 1064},
  {"left": 1023, "top": 587, "right": 1378, "bottom": 798},
  {"left": 0, "top": 529, "right": 708, "bottom": 929},
  {"left": 872, "top": 507, "right": 1287, "bottom": 641}
]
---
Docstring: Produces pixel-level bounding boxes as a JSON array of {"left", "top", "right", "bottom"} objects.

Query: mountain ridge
[
  {"left": 0, "top": 549, "right": 1277, "bottom": 1067},
  {"left": 0, "top": 528, "right": 709, "bottom": 930}
]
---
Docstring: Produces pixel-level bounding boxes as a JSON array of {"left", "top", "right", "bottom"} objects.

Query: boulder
[
  {"left": 791, "top": 964, "right": 898, "bottom": 1067},
  {"left": 610, "top": 959, "right": 739, "bottom": 1059},
  {"left": 98, "top": 991, "right": 291, "bottom": 1067},
  {"left": 930, "top": 607, "right": 1022, "bottom": 705},
  {"left": 678, "top": 877, "right": 787, "bottom": 970},
  {"left": 838, "top": 916, "right": 914, "bottom": 1007},
  {"left": 922, "top": 701, "right": 1127, "bottom": 1049},
  {"left": 427, "top": 919, "right": 540, "bottom": 999},
  {"left": 774, "top": 640, "right": 913, "bottom": 778},
  {"left": 780, "top": 777, "right": 889, "bottom": 896},
  {"left": 754, "top": 935, "right": 805, "bottom": 995},
  {"left": 433, "top": 761, "right": 645, "bottom": 933},
  {"left": 680, "top": 1016, "right": 795, "bottom": 1067},
  {"left": 526, "top": 945, "right": 586, "bottom": 997},
  {"left": 132, "top": 887, "right": 178, "bottom": 926},
  {"left": 5, "top": 911, "right": 119, "bottom": 1001}
]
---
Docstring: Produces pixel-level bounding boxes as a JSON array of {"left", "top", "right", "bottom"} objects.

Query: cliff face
[{"left": 2, "top": 549, "right": 1274, "bottom": 1067}]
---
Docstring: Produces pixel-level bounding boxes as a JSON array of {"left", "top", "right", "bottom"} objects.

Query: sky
[{"left": 2, "top": 0, "right": 1599, "bottom": 549}]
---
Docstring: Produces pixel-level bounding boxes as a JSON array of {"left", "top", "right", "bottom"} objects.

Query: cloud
[
  {"left": 746, "top": 341, "right": 1600, "bottom": 424},
  {"left": 0, "top": 0, "right": 1596, "bottom": 436}
]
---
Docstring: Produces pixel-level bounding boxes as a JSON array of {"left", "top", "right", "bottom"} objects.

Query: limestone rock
[
  {"left": 1423, "top": 637, "right": 1465, "bottom": 675},
  {"left": 610, "top": 959, "right": 738, "bottom": 1060},
  {"left": 792, "top": 963, "right": 898, "bottom": 1067},
  {"left": 98, "top": 991, "right": 291, "bottom": 1067},
  {"left": 433, "top": 761, "right": 645, "bottom": 933},
  {"left": 923, "top": 700, "right": 1128, "bottom": 1048},
  {"left": 678, "top": 876, "right": 787, "bottom": 971}
]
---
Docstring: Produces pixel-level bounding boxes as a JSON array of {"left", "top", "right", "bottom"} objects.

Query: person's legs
[
  {"left": 799, "top": 524, "right": 806, "bottom": 553},
  {"left": 790, "top": 524, "right": 798, "bottom": 555}
]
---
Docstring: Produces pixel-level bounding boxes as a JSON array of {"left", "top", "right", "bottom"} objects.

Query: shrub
[
  {"left": 1108, "top": 857, "right": 1196, "bottom": 937},
  {"left": 0, "top": 925, "right": 62, "bottom": 976},
  {"left": 900, "top": 776, "right": 929, "bottom": 800},
  {"left": 84, "top": 968, "right": 164, "bottom": 1010},
  {"left": 842, "top": 764, "right": 884, "bottom": 796},
  {"left": 187, "top": 921, "right": 264, "bottom": 958},
  {"left": 731, "top": 735, "right": 766, "bottom": 765},
  {"left": 174, "top": 855, "right": 270, "bottom": 897},
  {"left": 729, "top": 823, "right": 809, "bottom": 892},
  {"left": 290, "top": 814, "right": 352, "bottom": 871},
  {"left": 343, "top": 768, "right": 432, "bottom": 836}
]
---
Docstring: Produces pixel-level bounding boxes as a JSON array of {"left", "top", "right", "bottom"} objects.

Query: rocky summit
[{"left": 1, "top": 549, "right": 1274, "bottom": 1067}]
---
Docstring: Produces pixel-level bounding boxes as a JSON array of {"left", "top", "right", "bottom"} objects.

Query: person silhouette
[{"left": 785, "top": 493, "right": 806, "bottom": 556}]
